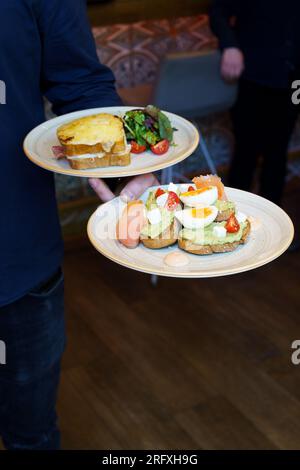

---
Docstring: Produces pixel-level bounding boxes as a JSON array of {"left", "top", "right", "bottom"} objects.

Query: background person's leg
[
  {"left": 259, "top": 88, "right": 299, "bottom": 204},
  {"left": 229, "top": 79, "right": 264, "bottom": 191},
  {"left": 0, "top": 268, "right": 65, "bottom": 450}
]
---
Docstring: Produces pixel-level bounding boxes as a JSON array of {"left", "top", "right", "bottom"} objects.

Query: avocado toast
[
  {"left": 175, "top": 176, "right": 251, "bottom": 255},
  {"left": 178, "top": 220, "right": 251, "bottom": 255},
  {"left": 116, "top": 176, "right": 251, "bottom": 255},
  {"left": 140, "top": 187, "right": 180, "bottom": 249}
]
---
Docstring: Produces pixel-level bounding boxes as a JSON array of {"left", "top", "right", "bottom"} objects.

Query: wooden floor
[{"left": 58, "top": 189, "right": 300, "bottom": 449}]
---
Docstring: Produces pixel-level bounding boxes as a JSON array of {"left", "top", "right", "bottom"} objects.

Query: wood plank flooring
[{"left": 58, "top": 199, "right": 300, "bottom": 449}]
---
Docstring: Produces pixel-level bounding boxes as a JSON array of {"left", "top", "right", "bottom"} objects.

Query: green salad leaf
[
  {"left": 123, "top": 105, "right": 176, "bottom": 149},
  {"left": 158, "top": 111, "right": 174, "bottom": 142}
]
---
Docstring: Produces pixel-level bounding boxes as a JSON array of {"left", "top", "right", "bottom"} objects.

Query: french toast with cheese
[{"left": 56, "top": 113, "right": 131, "bottom": 169}]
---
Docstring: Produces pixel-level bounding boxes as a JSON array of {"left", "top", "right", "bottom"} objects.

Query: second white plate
[{"left": 87, "top": 186, "right": 294, "bottom": 278}]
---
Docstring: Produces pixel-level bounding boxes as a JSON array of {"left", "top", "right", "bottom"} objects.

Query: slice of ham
[{"left": 52, "top": 145, "right": 65, "bottom": 160}]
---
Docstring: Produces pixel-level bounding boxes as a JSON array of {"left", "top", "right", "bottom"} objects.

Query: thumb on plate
[{"left": 120, "top": 173, "right": 159, "bottom": 202}]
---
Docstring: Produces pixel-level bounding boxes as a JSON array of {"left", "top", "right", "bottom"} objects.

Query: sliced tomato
[
  {"left": 225, "top": 214, "right": 240, "bottom": 233},
  {"left": 166, "top": 191, "right": 180, "bottom": 211},
  {"left": 188, "top": 185, "right": 195, "bottom": 192},
  {"left": 155, "top": 188, "right": 166, "bottom": 198},
  {"left": 150, "top": 139, "right": 170, "bottom": 155},
  {"left": 131, "top": 141, "right": 147, "bottom": 154}
]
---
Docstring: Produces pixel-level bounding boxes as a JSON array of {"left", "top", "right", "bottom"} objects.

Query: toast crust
[
  {"left": 67, "top": 151, "right": 131, "bottom": 170},
  {"left": 140, "top": 221, "right": 179, "bottom": 249},
  {"left": 178, "top": 220, "right": 251, "bottom": 255}
]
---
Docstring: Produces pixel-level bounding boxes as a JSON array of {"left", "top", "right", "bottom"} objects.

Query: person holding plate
[{"left": 0, "top": 0, "right": 157, "bottom": 451}]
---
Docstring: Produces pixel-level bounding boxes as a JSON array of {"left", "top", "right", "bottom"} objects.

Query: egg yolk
[
  {"left": 191, "top": 208, "right": 213, "bottom": 218},
  {"left": 181, "top": 186, "right": 213, "bottom": 197}
]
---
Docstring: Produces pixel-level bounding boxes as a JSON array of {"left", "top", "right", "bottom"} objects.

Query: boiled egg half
[
  {"left": 180, "top": 186, "right": 218, "bottom": 207},
  {"left": 175, "top": 206, "right": 218, "bottom": 229}
]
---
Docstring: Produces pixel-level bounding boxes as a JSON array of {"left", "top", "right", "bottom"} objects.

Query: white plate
[
  {"left": 23, "top": 107, "right": 199, "bottom": 178},
  {"left": 87, "top": 186, "right": 294, "bottom": 278}
]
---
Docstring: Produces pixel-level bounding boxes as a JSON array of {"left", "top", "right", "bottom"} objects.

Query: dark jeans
[
  {"left": 229, "top": 79, "right": 299, "bottom": 204},
  {"left": 0, "top": 268, "right": 65, "bottom": 450}
]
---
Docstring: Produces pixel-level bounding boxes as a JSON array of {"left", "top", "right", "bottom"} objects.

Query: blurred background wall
[
  {"left": 55, "top": 0, "right": 300, "bottom": 244},
  {"left": 87, "top": 0, "right": 211, "bottom": 24}
]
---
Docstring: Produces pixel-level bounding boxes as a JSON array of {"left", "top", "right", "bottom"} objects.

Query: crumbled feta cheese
[
  {"left": 147, "top": 208, "right": 162, "bottom": 225},
  {"left": 168, "top": 182, "right": 178, "bottom": 193},
  {"left": 236, "top": 211, "right": 247, "bottom": 224},
  {"left": 213, "top": 225, "right": 227, "bottom": 238},
  {"left": 156, "top": 192, "right": 169, "bottom": 207}
]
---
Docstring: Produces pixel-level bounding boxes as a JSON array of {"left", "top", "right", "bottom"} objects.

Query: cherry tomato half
[
  {"left": 131, "top": 141, "right": 147, "bottom": 154},
  {"left": 150, "top": 139, "right": 170, "bottom": 155},
  {"left": 155, "top": 188, "right": 166, "bottom": 198},
  {"left": 225, "top": 214, "right": 240, "bottom": 233},
  {"left": 166, "top": 191, "right": 180, "bottom": 211}
]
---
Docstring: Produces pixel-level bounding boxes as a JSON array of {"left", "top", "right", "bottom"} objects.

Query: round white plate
[
  {"left": 87, "top": 186, "right": 294, "bottom": 278},
  {"left": 23, "top": 107, "right": 199, "bottom": 178}
]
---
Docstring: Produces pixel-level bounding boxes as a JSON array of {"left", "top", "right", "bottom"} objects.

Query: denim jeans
[{"left": 0, "top": 268, "right": 65, "bottom": 450}]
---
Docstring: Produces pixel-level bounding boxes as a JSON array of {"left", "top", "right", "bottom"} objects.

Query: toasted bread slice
[
  {"left": 178, "top": 220, "right": 251, "bottom": 255},
  {"left": 140, "top": 220, "right": 179, "bottom": 249},
  {"left": 57, "top": 114, "right": 126, "bottom": 156},
  {"left": 67, "top": 149, "right": 131, "bottom": 170}
]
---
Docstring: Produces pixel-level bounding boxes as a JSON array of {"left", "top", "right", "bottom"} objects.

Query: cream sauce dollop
[{"left": 164, "top": 251, "right": 190, "bottom": 267}]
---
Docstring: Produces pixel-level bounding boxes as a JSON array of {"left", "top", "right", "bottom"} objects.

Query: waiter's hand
[
  {"left": 89, "top": 173, "right": 159, "bottom": 202},
  {"left": 221, "top": 47, "right": 244, "bottom": 81}
]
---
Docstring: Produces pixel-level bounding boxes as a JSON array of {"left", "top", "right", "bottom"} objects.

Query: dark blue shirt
[{"left": 0, "top": 0, "right": 121, "bottom": 306}]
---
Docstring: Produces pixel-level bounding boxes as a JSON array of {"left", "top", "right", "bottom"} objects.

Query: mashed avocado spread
[
  {"left": 214, "top": 200, "right": 235, "bottom": 212},
  {"left": 141, "top": 209, "right": 174, "bottom": 239},
  {"left": 180, "top": 221, "right": 247, "bottom": 245},
  {"left": 145, "top": 190, "right": 157, "bottom": 211},
  {"left": 141, "top": 191, "right": 174, "bottom": 239}
]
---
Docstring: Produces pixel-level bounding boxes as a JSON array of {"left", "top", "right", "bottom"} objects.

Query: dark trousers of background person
[
  {"left": 0, "top": 268, "right": 65, "bottom": 450},
  {"left": 229, "top": 79, "right": 299, "bottom": 204}
]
